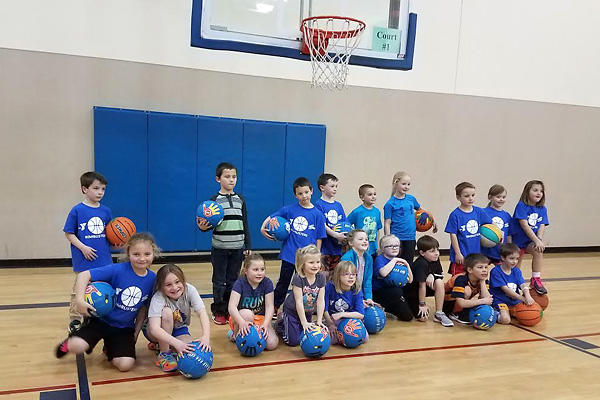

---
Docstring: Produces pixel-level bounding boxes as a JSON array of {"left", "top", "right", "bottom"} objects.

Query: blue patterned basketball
[
  {"left": 84, "top": 282, "right": 115, "bottom": 317},
  {"left": 266, "top": 216, "right": 291, "bottom": 241},
  {"left": 235, "top": 325, "right": 267, "bottom": 357},
  {"left": 363, "top": 305, "right": 386, "bottom": 334},
  {"left": 178, "top": 341, "right": 213, "bottom": 379},
  {"left": 336, "top": 318, "right": 367, "bottom": 348},
  {"left": 332, "top": 221, "right": 354, "bottom": 235},
  {"left": 469, "top": 305, "right": 497, "bottom": 330},
  {"left": 300, "top": 326, "right": 331, "bottom": 358},
  {"left": 197, "top": 200, "right": 224, "bottom": 227},
  {"left": 384, "top": 264, "right": 410, "bottom": 288}
]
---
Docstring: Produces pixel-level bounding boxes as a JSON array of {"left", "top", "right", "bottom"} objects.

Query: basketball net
[{"left": 301, "top": 16, "right": 366, "bottom": 90}]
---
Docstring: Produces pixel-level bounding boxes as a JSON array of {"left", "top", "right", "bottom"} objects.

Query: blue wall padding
[
  {"left": 94, "top": 107, "right": 148, "bottom": 232},
  {"left": 242, "top": 121, "right": 287, "bottom": 250},
  {"left": 147, "top": 112, "right": 198, "bottom": 251},
  {"left": 196, "top": 117, "right": 244, "bottom": 250},
  {"left": 284, "top": 123, "right": 327, "bottom": 205},
  {"left": 93, "top": 107, "right": 326, "bottom": 252}
]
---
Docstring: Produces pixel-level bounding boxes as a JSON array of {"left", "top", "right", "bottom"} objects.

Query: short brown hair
[
  {"left": 500, "top": 243, "right": 520, "bottom": 258},
  {"left": 464, "top": 253, "right": 489, "bottom": 269},
  {"left": 358, "top": 184, "right": 374, "bottom": 198},
  {"left": 416, "top": 235, "right": 439, "bottom": 252},
  {"left": 455, "top": 181, "right": 475, "bottom": 196},
  {"left": 80, "top": 171, "right": 107, "bottom": 188}
]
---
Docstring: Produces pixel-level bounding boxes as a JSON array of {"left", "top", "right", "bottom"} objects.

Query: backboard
[{"left": 191, "top": 0, "right": 417, "bottom": 70}]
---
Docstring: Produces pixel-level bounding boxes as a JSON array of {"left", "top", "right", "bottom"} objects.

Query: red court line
[
  {"left": 555, "top": 332, "right": 600, "bottom": 339},
  {"left": 92, "top": 337, "right": 543, "bottom": 386},
  {"left": 0, "top": 384, "right": 76, "bottom": 396}
]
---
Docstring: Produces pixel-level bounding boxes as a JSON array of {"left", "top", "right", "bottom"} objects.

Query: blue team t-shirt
[
  {"left": 63, "top": 203, "right": 113, "bottom": 272},
  {"left": 315, "top": 198, "right": 346, "bottom": 256},
  {"left": 510, "top": 202, "right": 549, "bottom": 249},
  {"left": 347, "top": 205, "right": 382, "bottom": 255},
  {"left": 481, "top": 207, "right": 512, "bottom": 261},
  {"left": 372, "top": 254, "right": 394, "bottom": 291},
  {"left": 444, "top": 206, "right": 492, "bottom": 263},
  {"left": 383, "top": 194, "right": 421, "bottom": 240},
  {"left": 489, "top": 265, "right": 526, "bottom": 308},
  {"left": 325, "top": 281, "right": 365, "bottom": 315},
  {"left": 272, "top": 203, "right": 327, "bottom": 264},
  {"left": 89, "top": 262, "right": 156, "bottom": 329},
  {"left": 231, "top": 277, "right": 274, "bottom": 316}
]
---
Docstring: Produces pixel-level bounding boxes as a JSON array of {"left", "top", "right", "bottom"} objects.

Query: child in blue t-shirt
[
  {"left": 56, "top": 233, "right": 158, "bottom": 372},
  {"left": 228, "top": 253, "right": 278, "bottom": 350},
  {"left": 315, "top": 173, "right": 347, "bottom": 280},
  {"left": 445, "top": 182, "right": 492, "bottom": 275},
  {"left": 482, "top": 184, "right": 512, "bottom": 264},
  {"left": 511, "top": 180, "right": 550, "bottom": 295},
  {"left": 489, "top": 243, "right": 535, "bottom": 325},
  {"left": 384, "top": 171, "right": 437, "bottom": 265},
  {"left": 324, "top": 260, "right": 367, "bottom": 345},
  {"left": 261, "top": 177, "right": 327, "bottom": 310},
  {"left": 63, "top": 172, "right": 113, "bottom": 327},
  {"left": 347, "top": 184, "right": 383, "bottom": 258}
]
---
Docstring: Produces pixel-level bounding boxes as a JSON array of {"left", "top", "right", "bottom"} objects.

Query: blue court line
[
  {"left": 39, "top": 388, "right": 77, "bottom": 400},
  {"left": 76, "top": 354, "right": 91, "bottom": 400}
]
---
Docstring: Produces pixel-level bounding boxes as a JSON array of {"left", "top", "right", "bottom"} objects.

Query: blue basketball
[
  {"left": 384, "top": 264, "right": 410, "bottom": 287},
  {"left": 196, "top": 200, "right": 224, "bottom": 227},
  {"left": 266, "top": 216, "right": 291, "bottom": 241},
  {"left": 469, "top": 305, "right": 497, "bottom": 330},
  {"left": 363, "top": 305, "right": 386, "bottom": 334},
  {"left": 300, "top": 326, "right": 330, "bottom": 358},
  {"left": 336, "top": 318, "right": 367, "bottom": 348},
  {"left": 178, "top": 341, "right": 213, "bottom": 379},
  {"left": 332, "top": 221, "right": 354, "bottom": 235},
  {"left": 235, "top": 325, "right": 267, "bottom": 357},
  {"left": 84, "top": 282, "right": 115, "bottom": 317}
]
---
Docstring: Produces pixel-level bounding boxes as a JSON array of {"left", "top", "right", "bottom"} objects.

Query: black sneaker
[
  {"left": 449, "top": 313, "right": 470, "bottom": 325},
  {"left": 68, "top": 320, "right": 82, "bottom": 335},
  {"left": 55, "top": 339, "right": 69, "bottom": 358}
]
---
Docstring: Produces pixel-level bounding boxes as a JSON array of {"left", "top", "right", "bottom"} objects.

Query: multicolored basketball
[
  {"left": 332, "top": 221, "right": 354, "bottom": 235},
  {"left": 415, "top": 209, "right": 434, "bottom": 232},
  {"left": 336, "top": 318, "right": 367, "bottom": 348},
  {"left": 106, "top": 217, "right": 136, "bottom": 246},
  {"left": 177, "top": 341, "right": 213, "bottom": 379},
  {"left": 469, "top": 305, "right": 497, "bottom": 330},
  {"left": 480, "top": 224, "right": 503, "bottom": 248},
  {"left": 384, "top": 264, "right": 410, "bottom": 288},
  {"left": 197, "top": 200, "right": 224, "bottom": 227},
  {"left": 235, "top": 325, "right": 266, "bottom": 357},
  {"left": 266, "top": 216, "right": 291, "bottom": 241},
  {"left": 529, "top": 291, "right": 549, "bottom": 311},
  {"left": 512, "top": 302, "right": 543, "bottom": 326},
  {"left": 300, "top": 326, "right": 330, "bottom": 358},
  {"left": 84, "top": 281, "right": 115, "bottom": 317},
  {"left": 363, "top": 305, "right": 386, "bottom": 334}
]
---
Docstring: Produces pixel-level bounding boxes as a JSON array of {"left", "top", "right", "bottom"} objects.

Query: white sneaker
[{"left": 434, "top": 312, "right": 454, "bottom": 327}]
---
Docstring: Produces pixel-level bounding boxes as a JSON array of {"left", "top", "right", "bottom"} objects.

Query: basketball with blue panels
[
  {"left": 385, "top": 264, "right": 410, "bottom": 287},
  {"left": 337, "top": 318, "right": 367, "bottom": 348},
  {"left": 267, "top": 216, "right": 291, "bottom": 241},
  {"left": 332, "top": 221, "right": 354, "bottom": 235},
  {"left": 84, "top": 282, "right": 116, "bottom": 317},
  {"left": 178, "top": 341, "right": 213, "bottom": 379},
  {"left": 235, "top": 325, "right": 267, "bottom": 357},
  {"left": 469, "top": 305, "right": 497, "bottom": 330},
  {"left": 197, "top": 200, "right": 224, "bottom": 227},
  {"left": 363, "top": 305, "right": 386, "bottom": 334},
  {"left": 300, "top": 326, "right": 330, "bottom": 358}
]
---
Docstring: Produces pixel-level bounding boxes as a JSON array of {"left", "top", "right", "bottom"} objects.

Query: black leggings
[
  {"left": 373, "top": 287, "right": 413, "bottom": 321},
  {"left": 400, "top": 240, "right": 416, "bottom": 266}
]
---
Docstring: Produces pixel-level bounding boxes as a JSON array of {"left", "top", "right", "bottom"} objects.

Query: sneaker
[
  {"left": 226, "top": 329, "right": 235, "bottom": 341},
  {"left": 449, "top": 313, "right": 470, "bottom": 325},
  {"left": 55, "top": 339, "right": 69, "bottom": 358},
  {"left": 156, "top": 352, "right": 178, "bottom": 372},
  {"left": 147, "top": 342, "right": 160, "bottom": 352},
  {"left": 530, "top": 277, "right": 548, "bottom": 295},
  {"left": 68, "top": 320, "right": 82, "bottom": 335},
  {"left": 212, "top": 314, "right": 228, "bottom": 325},
  {"left": 433, "top": 312, "right": 454, "bottom": 327},
  {"left": 272, "top": 308, "right": 279, "bottom": 321},
  {"left": 385, "top": 312, "right": 398, "bottom": 321}
]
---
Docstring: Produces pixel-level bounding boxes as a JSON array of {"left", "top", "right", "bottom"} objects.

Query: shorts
[
  {"left": 228, "top": 314, "right": 266, "bottom": 330},
  {"left": 321, "top": 255, "right": 342, "bottom": 272},
  {"left": 74, "top": 318, "right": 136, "bottom": 360},
  {"left": 172, "top": 326, "right": 190, "bottom": 337},
  {"left": 448, "top": 262, "right": 465, "bottom": 275},
  {"left": 275, "top": 311, "right": 311, "bottom": 347}
]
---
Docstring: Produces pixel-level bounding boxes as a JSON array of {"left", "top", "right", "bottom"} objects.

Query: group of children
[{"left": 55, "top": 164, "right": 549, "bottom": 372}]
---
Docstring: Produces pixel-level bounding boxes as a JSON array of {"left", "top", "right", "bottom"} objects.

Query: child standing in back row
[
  {"left": 347, "top": 184, "right": 383, "bottom": 259},
  {"left": 482, "top": 184, "right": 512, "bottom": 264},
  {"left": 384, "top": 171, "right": 437, "bottom": 266}
]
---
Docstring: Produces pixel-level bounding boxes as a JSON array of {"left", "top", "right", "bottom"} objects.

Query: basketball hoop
[{"left": 301, "top": 16, "right": 366, "bottom": 90}]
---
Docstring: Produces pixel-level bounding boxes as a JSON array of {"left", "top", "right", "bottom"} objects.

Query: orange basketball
[
  {"left": 106, "top": 217, "right": 136, "bottom": 246},
  {"left": 512, "top": 302, "right": 543, "bottom": 326},
  {"left": 529, "top": 291, "right": 549, "bottom": 311}
]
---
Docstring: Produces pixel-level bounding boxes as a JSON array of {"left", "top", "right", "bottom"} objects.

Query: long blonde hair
[
  {"left": 391, "top": 171, "right": 410, "bottom": 195},
  {"left": 295, "top": 245, "right": 321, "bottom": 277},
  {"left": 332, "top": 261, "right": 359, "bottom": 294}
]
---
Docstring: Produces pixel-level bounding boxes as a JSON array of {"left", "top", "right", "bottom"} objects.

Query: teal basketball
[{"left": 480, "top": 224, "right": 503, "bottom": 248}]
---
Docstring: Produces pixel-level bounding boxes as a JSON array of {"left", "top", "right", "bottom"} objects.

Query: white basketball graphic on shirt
[
  {"left": 528, "top": 213, "right": 539, "bottom": 227},
  {"left": 466, "top": 220, "right": 479, "bottom": 234},
  {"left": 292, "top": 216, "right": 309, "bottom": 232},
  {"left": 325, "top": 209, "right": 340, "bottom": 224},
  {"left": 334, "top": 298, "right": 349, "bottom": 312},
  {"left": 120, "top": 286, "right": 142, "bottom": 307},
  {"left": 492, "top": 216, "right": 504, "bottom": 231},
  {"left": 87, "top": 217, "right": 105, "bottom": 234}
]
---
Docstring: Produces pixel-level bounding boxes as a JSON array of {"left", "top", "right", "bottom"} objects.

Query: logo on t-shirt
[
  {"left": 87, "top": 217, "right": 105, "bottom": 235},
  {"left": 334, "top": 298, "right": 349, "bottom": 312},
  {"left": 466, "top": 220, "right": 479, "bottom": 234},
  {"left": 528, "top": 213, "right": 539, "bottom": 227},
  {"left": 492, "top": 216, "right": 505, "bottom": 231},
  {"left": 325, "top": 209, "right": 341, "bottom": 225},
  {"left": 292, "top": 216, "right": 309, "bottom": 232},
  {"left": 120, "top": 286, "right": 142, "bottom": 307}
]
